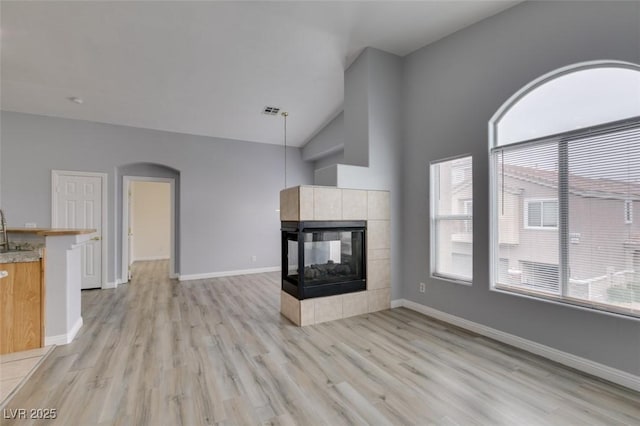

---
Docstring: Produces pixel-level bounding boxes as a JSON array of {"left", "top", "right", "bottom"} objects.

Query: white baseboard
[
  {"left": 179, "top": 266, "right": 280, "bottom": 281},
  {"left": 393, "top": 299, "right": 640, "bottom": 392},
  {"left": 102, "top": 281, "right": 117, "bottom": 289},
  {"left": 390, "top": 299, "right": 403, "bottom": 309},
  {"left": 44, "top": 316, "right": 83, "bottom": 346},
  {"left": 133, "top": 256, "right": 170, "bottom": 262}
]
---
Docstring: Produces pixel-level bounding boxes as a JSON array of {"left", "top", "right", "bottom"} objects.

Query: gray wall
[
  {"left": 1, "top": 111, "right": 313, "bottom": 283},
  {"left": 402, "top": 1, "right": 640, "bottom": 375},
  {"left": 343, "top": 52, "right": 370, "bottom": 167},
  {"left": 302, "top": 112, "right": 344, "bottom": 162},
  {"left": 337, "top": 48, "right": 405, "bottom": 301},
  {"left": 314, "top": 150, "right": 344, "bottom": 171}
]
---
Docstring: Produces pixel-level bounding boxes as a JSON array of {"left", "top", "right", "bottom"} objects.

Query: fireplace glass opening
[{"left": 282, "top": 221, "right": 366, "bottom": 299}]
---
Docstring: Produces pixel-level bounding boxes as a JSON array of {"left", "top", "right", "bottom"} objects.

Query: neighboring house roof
[{"left": 501, "top": 164, "right": 640, "bottom": 199}]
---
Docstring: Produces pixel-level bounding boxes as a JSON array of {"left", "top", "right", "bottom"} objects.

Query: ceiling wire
[{"left": 282, "top": 111, "right": 288, "bottom": 188}]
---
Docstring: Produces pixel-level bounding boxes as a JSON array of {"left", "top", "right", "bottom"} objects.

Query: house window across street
[{"left": 525, "top": 199, "right": 558, "bottom": 229}]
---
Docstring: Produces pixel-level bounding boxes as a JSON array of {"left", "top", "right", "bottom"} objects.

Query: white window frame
[
  {"left": 429, "top": 154, "right": 473, "bottom": 285},
  {"left": 524, "top": 198, "right": 558, "bottom": 230},
  {"left": 624, "top": 200, "right": 633, "bottom": 224},
  {"left": 488, "top": 60, "right": 640, "bottom": 320},
  {"left": 463, "top": 200, "right": 473, "bottom": 233}
]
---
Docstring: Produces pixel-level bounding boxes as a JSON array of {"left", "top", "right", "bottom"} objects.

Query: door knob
[
  {"left": 91, "top": 236, "right": 101, "bottom": 241},
  {"left": 0, "top": 271, "right": 8, "bottom": 279}
]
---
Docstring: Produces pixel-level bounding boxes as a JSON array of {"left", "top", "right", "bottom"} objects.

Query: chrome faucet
[{"left": 0, "top": 209, "right": 8, "bottom": 252}]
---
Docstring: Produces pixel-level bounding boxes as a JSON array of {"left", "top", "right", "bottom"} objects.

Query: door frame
[
  {"left": 121, "top": 176, "right": 176, "bottom": 283},
  {"left": 51, "top": 170, "right": 108, "bottom": 289}
]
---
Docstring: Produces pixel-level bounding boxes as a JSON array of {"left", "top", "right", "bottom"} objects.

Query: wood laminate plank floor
[{"left": 3, "top": 260, "right": 639, "bottom": 425}]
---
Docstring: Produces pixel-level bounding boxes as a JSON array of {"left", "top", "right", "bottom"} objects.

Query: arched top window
[
  {"left": 490, "top": 61, "right": 640, "bottom": 147},
  {"left": 489, "top": 60, "right": 640, "bottom": 319}
]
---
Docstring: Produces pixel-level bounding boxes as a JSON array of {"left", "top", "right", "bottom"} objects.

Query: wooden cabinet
[{"left": 0, "top": 260, "right": 44, "bottom": 354}]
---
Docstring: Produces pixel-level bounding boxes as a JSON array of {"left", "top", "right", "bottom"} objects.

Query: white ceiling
[{"left": 0, "top": 1, "right": 519, "bottom": 147}]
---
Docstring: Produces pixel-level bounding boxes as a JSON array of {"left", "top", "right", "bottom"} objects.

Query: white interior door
[
  {"left": 53, "top": 173, "right": 103, "bottom": 289},
  {"left": 127, "top": 185, "right": 133, "bottom": 280}
]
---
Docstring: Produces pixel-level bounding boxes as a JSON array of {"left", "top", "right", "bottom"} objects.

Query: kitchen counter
[
  {"left": 7, "top": 228, "right": 95, "bottom": 236},
  {"left": 0, "top": 250, "right": 40, "bottom": 264},
  {"left": 5, "top": 228, "right": 95, "bottom": 346}
]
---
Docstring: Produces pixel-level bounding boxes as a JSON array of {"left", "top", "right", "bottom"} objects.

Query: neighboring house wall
[
  {"left": 497, "top": 172, "right": 640, "bottom": 293},
  {"left": 131, "top": 181, "right": 171, "bottom": 261},
  {"left": 498, "top": 177, "right": 559, "bottom": 270},
  {"left": 402, "top": 0, "right": 640, "bottom": 376},
  {"left": 0, "top": 111, "right": 313, "bottom": 283},
  {"left": 568, "top": 197, "right": 639, "bottom": 279}
]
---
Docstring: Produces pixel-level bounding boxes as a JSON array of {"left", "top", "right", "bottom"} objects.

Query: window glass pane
[
  {"left": 542, "top": 201, "right": 558, "bottom": 227},
  {"left": 521, "top": 261, "right": 560, "bottom": 294},
  {"left": 434, "top": 219, "right": 472, "bottom": 281},
  {"left": 527, "top": 202, "right": 542, "bottom": 227},
  {"left": 496, "top": 67, "right": 640, "bottom": 146},
  {"left": 495, "top": 142, "right": 559, "bottom": 291},
  {"left": 431, "top": 156, "right": 472, "bottom": 282},
  {"left": 567, "top": 127, "right": 640, "bottom": 313},
  {"left": 494, "top": 122, "right": 640, "bottom": 317}
]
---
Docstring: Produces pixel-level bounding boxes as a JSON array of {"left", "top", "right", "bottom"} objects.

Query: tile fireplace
[{"left": 279, "top": 186, "right": 391, "bottom": 326}]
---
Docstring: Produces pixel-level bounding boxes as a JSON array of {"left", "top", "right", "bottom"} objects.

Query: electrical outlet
[
  {"left": 25, "top": 223, "right": 37, "bottom": 228},
  {"left": 419, "top": 282, "right": 426, "bottom": 293},
  {"left": 251, "top": 255, "right": 257, "bottom": 262}
]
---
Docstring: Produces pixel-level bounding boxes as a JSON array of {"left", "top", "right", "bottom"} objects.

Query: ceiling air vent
[{"left": 262, "top": 106, "right": 281, "bottom": 116}]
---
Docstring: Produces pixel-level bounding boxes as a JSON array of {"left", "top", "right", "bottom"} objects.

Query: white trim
[
  {"left": 51, "top": 170, "right": 108, "bottom": 290},
  {"left": 393, "top": 299, "right": 640, "bottom": 392},
  {"left": 44, "top": 316, "right": 83, "bottom": 346},
  {"left": 132, "top": 256, "right": 170, "bottom": 262},
  {"left": 430, "top": 273, "right": 473, "bottom": 286},
  {"left": 390, "top": 299, "right": 403, "bottom": 309},
  {"left": 488, "top": 60, "right": 640, "bottom": 149},
  {"left": 490, "top": 286, "right": 640, "bottom": 322},
  {"left": 179, "top": 266, "right": 280, "bottom": 281},
  {"left": 102, "top": 281, "right": 117, "bottom": 289},
  {"left": 429, "top": 155, "right": 474, "bottom": 284},
  {"left": 122, "top": 176, "right": 176, "bottom": 285}
]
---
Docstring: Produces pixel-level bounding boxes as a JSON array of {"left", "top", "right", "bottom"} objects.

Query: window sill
[
  {"left": 491, "top": 285, "right": 640, "bottom": 321},
  {"left": 431, "top": 273, "right": 472, "bottom": 286}
]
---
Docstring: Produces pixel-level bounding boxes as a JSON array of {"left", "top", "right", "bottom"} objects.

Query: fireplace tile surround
[{"left": 280, "top": 185, "right": 391, "bottom": 326}]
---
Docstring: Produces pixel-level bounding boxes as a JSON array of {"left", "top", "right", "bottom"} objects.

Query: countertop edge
[{"left": 7, "top": 228, "right": 96, "bottom": 236}]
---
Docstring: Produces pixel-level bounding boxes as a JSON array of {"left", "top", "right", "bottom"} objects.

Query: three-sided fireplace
[{"left": 281, "top": 221, "right": 366, "bottom": 300}]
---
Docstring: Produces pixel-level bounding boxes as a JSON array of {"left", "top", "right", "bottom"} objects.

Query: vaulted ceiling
[{"left": 0, "top": 1, "right": 519, "bottom": 147}]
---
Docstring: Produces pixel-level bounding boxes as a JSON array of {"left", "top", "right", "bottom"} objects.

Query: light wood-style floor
[{"left": 3, "top": 260, "right": 639, "bottom": 425}]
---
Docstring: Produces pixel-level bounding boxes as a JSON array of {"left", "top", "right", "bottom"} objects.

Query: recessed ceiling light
[{"left": 68, "top": 97, "right": 84, "bottom": 104}]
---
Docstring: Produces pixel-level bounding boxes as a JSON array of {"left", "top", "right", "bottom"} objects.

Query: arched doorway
[{"left": 117, "top": 162, "right": 181, "bottom": 284}]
